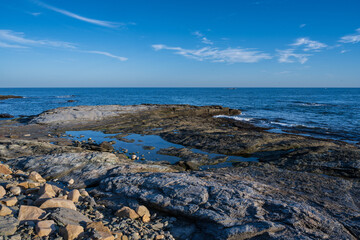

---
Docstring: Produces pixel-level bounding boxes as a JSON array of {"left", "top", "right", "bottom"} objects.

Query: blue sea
[{"left": 1, "top": 88, "right": 359, "bottom": 143}]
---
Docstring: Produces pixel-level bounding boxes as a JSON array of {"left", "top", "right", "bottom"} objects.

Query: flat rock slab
[
  {"left": 0, "top": 216, "right": 19, "bottom": 236},
  {"left": 7, "top": 151, "right": 176, "bottom": 188},
  {"left": 51, "top": 207, "right": 91, "bottom": 226},
  {"left": 30, "top": 105, "right": 156, "bottom": 124},
  {"left": 100, "top": 166, "right": 360, "bottom": 240}
]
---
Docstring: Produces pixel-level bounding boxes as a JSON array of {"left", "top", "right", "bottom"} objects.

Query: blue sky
[{"left": 0, "top": 0, "right": 359, "bottom": 87}]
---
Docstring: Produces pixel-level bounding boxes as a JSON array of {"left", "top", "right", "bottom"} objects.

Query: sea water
[{"left": 1, "top": 88, "right": 359, "bottom": 143}]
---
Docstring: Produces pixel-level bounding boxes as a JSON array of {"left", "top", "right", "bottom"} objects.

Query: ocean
[{"left": 0, "top": 88, "right": 359, "bottom": 143}]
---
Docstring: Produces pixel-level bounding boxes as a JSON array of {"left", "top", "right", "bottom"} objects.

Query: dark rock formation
[
  {"left": 0, "top": 95, "right": 23, "bottom": 100},
  {"left": 0, "top": 113, "right": 14, "bottom": 118}
]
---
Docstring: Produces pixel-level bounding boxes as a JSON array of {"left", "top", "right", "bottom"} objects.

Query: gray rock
[
  {"left": 0, "top": 216, "right": 18, "bottom": 236},
  {"left": 100, "top": 167, "right": 360, "bottom": 240},
  {"left": 51, "top": 207, "right": 91, "bottom": 226}
]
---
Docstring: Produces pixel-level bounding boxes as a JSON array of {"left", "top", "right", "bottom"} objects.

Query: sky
[{"left": 0, "top": 0, "right": 359, "bottom": 87}]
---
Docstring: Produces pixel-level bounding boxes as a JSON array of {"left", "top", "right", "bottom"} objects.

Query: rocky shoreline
[{"left": 0, "top": 104, "right": 359, "bottom": 239}]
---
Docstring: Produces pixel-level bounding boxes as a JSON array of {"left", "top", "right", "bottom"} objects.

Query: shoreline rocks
[{"left": 0, "top": 104, "right": 359, "bottom": 239}]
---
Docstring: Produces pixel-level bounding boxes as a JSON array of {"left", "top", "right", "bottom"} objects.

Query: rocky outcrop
[
  {"left": 0, "top": 114, "right": 14, "bottom": 118},
  {"left": 30, "top": 105, "right": 157, "bottom": 124},
  {"left": 0, "top": 95, "right": 23, "bottom": 100},
  {"left": 100, "top": 166, "right": 360, "bottom": 240},
  {"left": 7, "top": 150, "right": 176, "bottom": 188}
]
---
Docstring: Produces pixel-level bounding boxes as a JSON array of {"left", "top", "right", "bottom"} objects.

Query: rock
[
  {"left": 0, "top": 186, "right": 6, "bottom": 198},
  {"left": 0, "top": 113, "right": 14, "bottom": 118},
  {"left": 0, "top": 204, "right": 12, "bottom": 216},
  {"left": 142, "top": 215, "right": 150, "bottom": 223},
  {"left": 10, "top": 186, "right": 21, "bottom": 195},
  {"left": 115, "top": 207, "right": 139, "bottom": 219},
  {"left": 68, "top": 179, "right": 74, "bottom": 185},
  {"left": 18, "top": 205, "right": 46, "bottom": 222},
  {"left": 100, "top": 167, "right": 360, "bottom": 240},
  {"left": 0, "top": 216, "right": 18, "bottom": 236},
  {"left": 17, "top": 182, "right": 29, "bottom": 189},
  {"left": 156, "top": 235, "right": 165, "bottom": 240},
  {"left": 131, "top": 155, "right": 137, "bottom": 160},
  {"left": 99, "top": 141, "right": 114, "bottom": 152},
  {"left": 60, "top": 224, "right": 84, "bottom": 240},
  {"left": 136, "top": 205, "right": 150, "bottom": 218},
  {"left": 80, "top": 189, "right": 89, "bottom": 197},
  {"left": 68, "top": 189, "right": 80, "bottom": 203},
  {"left": 152, "top": 223, "right": 164, "bottom": 231},
  {"left": 0, "top": 163, "right": 12, "bottom": 174},
  {"left": 38, "top": 184, "right": 56, "bottom": 198},
  {"left": 33, "top": 193, "right": 54, "bottom": 206},
  {"left": 36, "top": 220, "right": 56, "bottom": 237},
  {"left": 28, "top": 171, "right": 46, "bottom": 183},
  {"left": 51, "top": 207, "right": 91, "bottom": 226},
  {"left": 28, "top": 182, "right": 41, "bottom": 188},
  {"left": 1, "top": 197, "right": 17, "bottom": 206},
  {"left": 40, "top": 198, "right": 77, "bottom": 210},
  {"left": 86, "top": 221, "right": 115, "bottom": 240},
  {"left": 0, "top": 95, "right": 23, "bottom": 100}
]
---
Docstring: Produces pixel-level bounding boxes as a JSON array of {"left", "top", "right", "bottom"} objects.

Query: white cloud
[
  {"left": 85, "top": 51, "right": 127, "bottom": 61},
  {"left": 299, "top": 24, "right": 306, "bottom": 28},
  {"left": 0, "top": 29, "right": 128, "bottom": 61},
  {"left": 152, "top": 44, "right": 271, "bottom": 63},
  {"left": 277, "top": 49, "right": 310, "bottom": 64},
  {"left": 201, "top": 37, "right": 213, "bottom": 45},
  {"left": 339, "top": 28, "right": 360, "bottom": 43},
  {"left": 0, "top": 41, "right": 28, "bottom": 48},
  {"left": 30, "top": 12, "right": 41, "bottom": 16},
  {"left": 192, "top": 31, "right": 213, "bottom": 45},
  {"left": 291, "top": 37, "right": 327, "bottom": 51},
  {"left": 0, "top": 29, "right": 75, "bottom": 48},
  {"left": 35, "top": 0, "right": 122, "bottom": 28}
]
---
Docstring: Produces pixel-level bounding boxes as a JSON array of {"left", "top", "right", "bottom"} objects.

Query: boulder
[
  {"left": 36, "top": 220, "right": 56, "bottom": 237},
  {"left": 68, "top": 189, "right": 80, "bottom": 203},
  {"left": 0, "top": 164, "right": 12, "bottom": 175},
  {"left": 86, "top": 221, "right": 114, "bottom": 240},
  {"left": 10, "top": 186, "right": 21, "bottom": 195},
  {"left": 1, "top": 197, "right": 17, "bottom": 207},
  {"left": 38, "top": 184, "right": 56, "bottom": 197},
  {"left": 51, "top": 207, "right": 91, "bottom": 226},
  {"left": 0, "top": 186, "right": 6, "bottom": 198},
  {"left": 0, "top": 204, "right": 12, "bottom": 216},
  {"left": 60, "top": 224, "right": 84, "bottom": 240},
  {"left": 40, "top": 198, "right": 76, "bottom": 210},
  {"left": 0, "top": 216, "right": 18, "bottom": 236},
  {"left": 115, "top": 207, "right": 139, "bottom": 219},
  {"left": 28, "top": 171, "right": 46, "bottom": 183},
  {"left": 18, "top": 205, "right": 46, "bottom": 222}
]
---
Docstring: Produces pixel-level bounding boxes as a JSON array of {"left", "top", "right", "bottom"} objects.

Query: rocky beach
[{"left": 0, "top": 103, "right": 359, "bottom": 240}]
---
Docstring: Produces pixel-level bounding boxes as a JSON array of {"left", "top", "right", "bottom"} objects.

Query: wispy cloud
[
  {"left": 192, "top": 31, "right": 213, "bottom": 45},
  {"left": 0, "top": 41, "right": 28, "bottom": 49},
  {"left": 0, "top": 29, "right": 127, "bottom": 61},
  {"left": 152, "top": 44, "right": 271, "bottom": 63},
  {"left": 85, "top": 51, "right": 128, "bottom": 61},
  {"left": 299, "top": 24, "right": 306, "bottom": 28},
  {"left": 277, "top": 49, "right": 310, "bottom": 64},
  {"left": 34, "top": 0, "right": 123, "bottom": 28},
  {"left": 339, "top": 28, "right": 360, "bottom": 43},
  {"left": 29, "top": 12, "right": 41, "bottom": 16},
  {"left": 0, "top": 29, "right": 75, "bottom": 48},
  {"left": 291, "top": 37, "right": 327, "bottom": 51}
]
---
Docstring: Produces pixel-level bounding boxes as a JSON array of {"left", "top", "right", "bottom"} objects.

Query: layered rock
[{"left": 100, "top": 166, "right": 360, "bottom": 239}]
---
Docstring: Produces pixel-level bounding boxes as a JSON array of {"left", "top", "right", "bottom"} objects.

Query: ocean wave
[
  {"left": 55, "top": 95, "right": 76, "bottom": 98},
  {"left": 292, "top": 101, "right": 333, "bottom": 107},
  {"left": 214, "top": 115, "right": 254, "bottom": 122}
]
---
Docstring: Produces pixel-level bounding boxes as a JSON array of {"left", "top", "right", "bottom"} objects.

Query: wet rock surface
[{"left": 0, "top": 104, "right": 359, "bottom": 239}]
